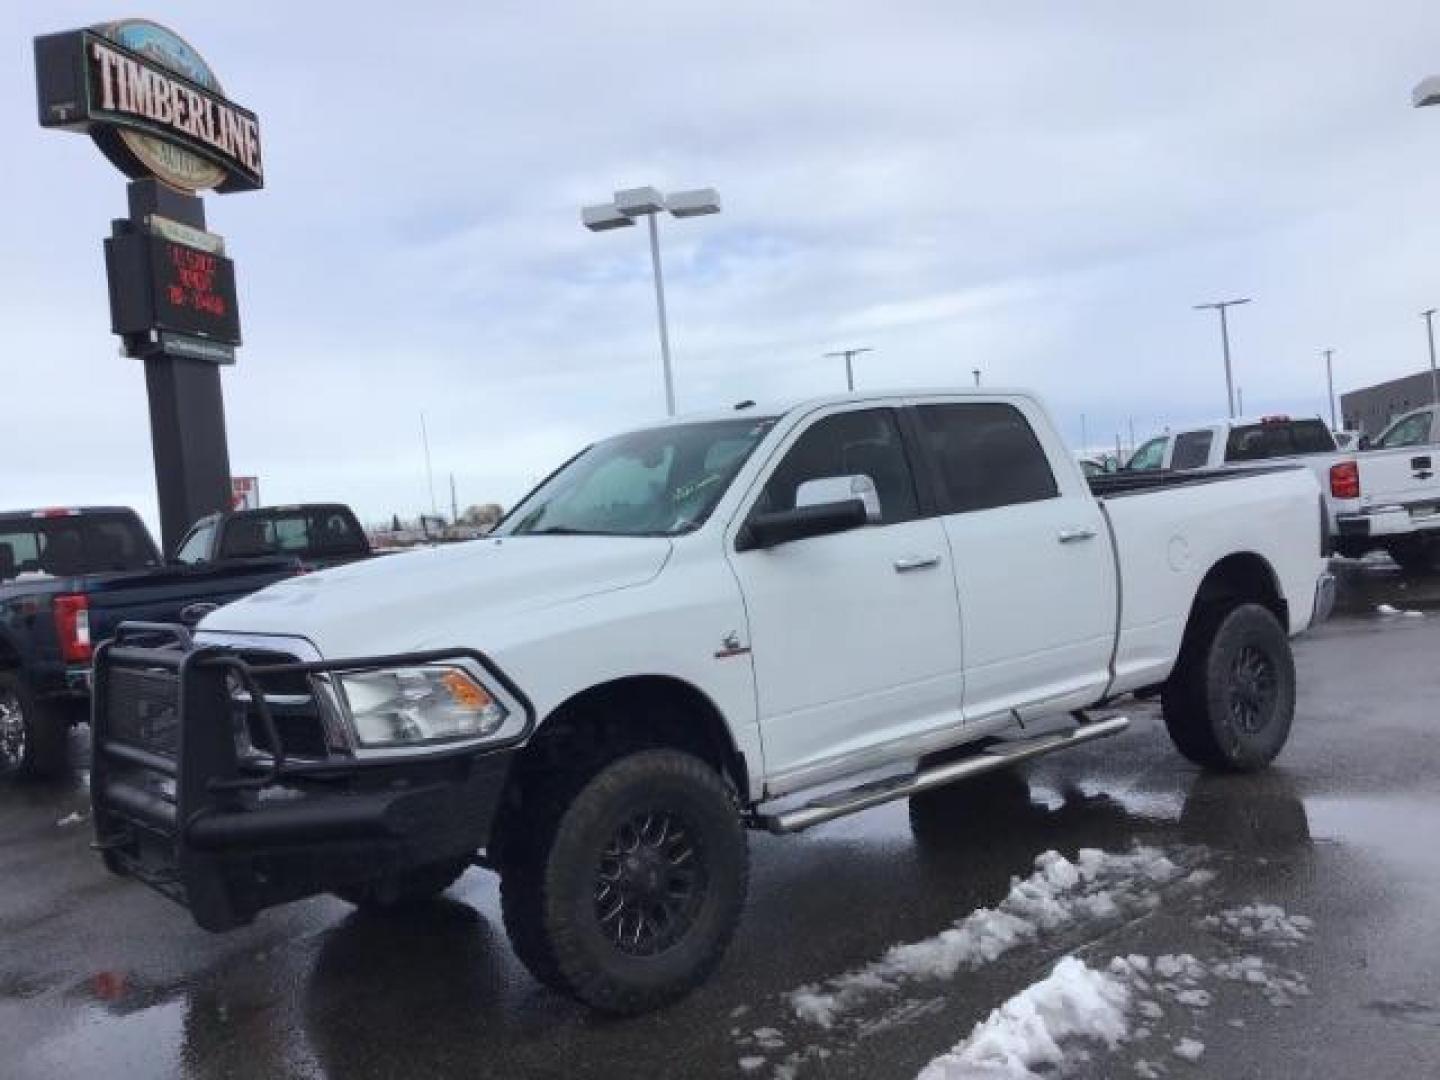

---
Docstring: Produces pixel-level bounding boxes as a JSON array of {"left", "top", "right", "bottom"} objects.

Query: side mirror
[
  {"left": 795, "top": 474, "right": 881, "bottom": 523},
  {"left": 736, "top": 499, "right": 869, "bottom": 552},
  {"left": 1358, "top": 435, "right": 1372, "bottom": 451}
]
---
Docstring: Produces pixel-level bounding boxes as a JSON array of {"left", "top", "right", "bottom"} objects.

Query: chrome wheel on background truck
[{"left": 0, "top": 674, "right": 67, "bottom": 779}]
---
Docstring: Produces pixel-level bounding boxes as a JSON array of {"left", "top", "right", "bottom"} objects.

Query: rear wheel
[
  {"left": 1386, "top": 537, "right": 1440, "bottom": 573},
  {"left": 1161, "top": 603, "right": 1295, "bottom": 773},
  {"left": 499, "top": 748, "right": 748, "bottom": 1014},
  {"left": 0, "top": 675, "right": 69, "bottom": 779},
  {"left": 333, "top": 859, "right": 470, "bottom": 913}
]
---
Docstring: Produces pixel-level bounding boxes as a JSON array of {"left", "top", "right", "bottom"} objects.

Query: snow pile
[
  {"left": 1376, "top": 604, "right": 1424, "bottom": 618},
  {"left": 1210, "top": 956, "right": 1312, "bottom": 1008},
  {"left": 1200, "top": 904, "right": 1313, "bottom": 946},
  {"left": 913, "top": 942, "right": 1312, "bottom": 1080},
  {"left": 916, "top": 957, "right": 1131, "bottom": 1079},
  {"left": 790, "top": 846, "right": 1192, "bottom": 1028},
  {"left": 1172, "top": 1037, "right": 1206, "bottom": 1062}
]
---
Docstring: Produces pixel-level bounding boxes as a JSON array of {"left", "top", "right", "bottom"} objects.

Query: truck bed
[{"left": 1088, "top": 464, "right": 1301, "bottom": 498}]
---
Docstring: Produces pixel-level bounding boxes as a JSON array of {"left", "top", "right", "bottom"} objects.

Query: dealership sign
[{"left": 34, "top": 19, "right": 262, "bottom": 193}]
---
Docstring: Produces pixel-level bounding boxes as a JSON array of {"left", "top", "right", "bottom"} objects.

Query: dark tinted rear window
[
  {"left": 0, "top": 514, "right": 157, "bottom": 580},
  {"left": 917, "top": 403, "right": 1059, "bottom": 513},
  {"left": 1224, "top": 420, "right": 1335, "bottom": 462}
]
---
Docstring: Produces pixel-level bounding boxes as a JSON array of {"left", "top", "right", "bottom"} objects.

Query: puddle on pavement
[{"left": 20, "top": 998, "right": 186, "bottom": 1079}]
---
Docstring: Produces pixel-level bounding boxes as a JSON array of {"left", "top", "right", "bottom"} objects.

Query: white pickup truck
[
  {"left": 1331, "top": 404, "right": 1440, "bottom": 571},
  {"left": 1128, "top": 411, "right": 1440, "bottom": 570},
  {"left": 91, "top": 389, "right": 1333, "bottom": 1014}
]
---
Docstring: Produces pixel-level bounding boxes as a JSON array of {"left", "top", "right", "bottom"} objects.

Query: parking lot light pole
[
  {"left": 1194, "top": 297, "right": 1251, "bottom": 419},
  {"left": 1423, "top": 309, "right": 1440, "bottom": 407},
  {"left": 581, "top": 186, "right": 721, "bottom": 417},
  {"left": 824, "top": 347, "right": 873, "bottom": 391},
  {"left": 1323, "top": 348, "right": 1337, "bottom": 430}
]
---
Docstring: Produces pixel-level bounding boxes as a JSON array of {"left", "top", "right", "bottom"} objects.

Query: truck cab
[{"left": 172, "top": 504, "right": 371, "bottom": 572}]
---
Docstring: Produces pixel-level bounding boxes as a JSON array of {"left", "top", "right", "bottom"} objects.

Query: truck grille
[
  {"left": 107, "top": 665, "right": 182, "bottom": 757},
  {"left": 230, "top": 649, "right": 334, "bottom": 760}
]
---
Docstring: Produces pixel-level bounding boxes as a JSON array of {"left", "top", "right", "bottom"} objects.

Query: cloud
[{"left": 5, "top": 0, "right": 1440, "bottom": 530}]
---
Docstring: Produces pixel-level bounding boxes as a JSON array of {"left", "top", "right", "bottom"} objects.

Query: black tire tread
[
  {"left": 500, "top": 748, "right": 748, "bottom": 1014},
  {"left": 1161, "top": 603, "right": 1295, "bottom": 773}
]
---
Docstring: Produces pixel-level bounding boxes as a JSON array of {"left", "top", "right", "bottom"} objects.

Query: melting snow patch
[
  {"left": 738, "top": 1057, "right": 766, "bottom": 1072},
  {"left": 1171, "top": 1038, "right": 1205, "bottom": 1062},
  {"left": 1376, "top": 604, "right": 1424, "bottom": 618},
  {"left": 789, "top": 846, "right": 1198, "bottom": 1028},
  {"left": 56, "top": 811, "right": 87, "bottom": 828},
  {"left": 1200, "top": 904, "right": 1313, "bottom": 946},
  {"left": 916, "top": 957, "right": 1131, "bottom": 1079}
]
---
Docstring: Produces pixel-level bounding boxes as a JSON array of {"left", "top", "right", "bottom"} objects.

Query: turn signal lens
[{"left": 441, "top": 668, "right": 493, "bottom": 710}]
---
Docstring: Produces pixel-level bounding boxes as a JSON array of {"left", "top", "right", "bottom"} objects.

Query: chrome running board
[{"left": 756, "top": 715, "right": 1131, "bottom": 835}]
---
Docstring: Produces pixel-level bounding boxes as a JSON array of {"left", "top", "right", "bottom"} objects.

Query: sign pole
[
  {"left": 116, "top": 180, "right": 235, "bottom": 552},
  {"left": 35, "top": 19, "right": 263, "bottom": 555}
]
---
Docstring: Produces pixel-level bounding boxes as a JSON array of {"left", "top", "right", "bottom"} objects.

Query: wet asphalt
[{"left": 2, "top": 559, "right": 1439, "bottom": 1079}]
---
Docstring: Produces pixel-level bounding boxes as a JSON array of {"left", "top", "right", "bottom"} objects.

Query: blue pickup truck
[{"left": 0, "top": 506, "right": 321, "bottom": 778}]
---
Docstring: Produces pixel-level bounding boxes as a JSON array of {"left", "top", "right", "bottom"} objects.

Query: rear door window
[
  {"left": 1170, "top": 430, "right": 1214, "bottom": 470},
  {"left": 916, "top": 403, "right": 1059, "bottom": 514}
]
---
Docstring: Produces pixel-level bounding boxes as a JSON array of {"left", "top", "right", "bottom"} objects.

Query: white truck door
[
  {"left": 913, "top": 400, "right": 1116, "bottom": 722},
  {"left": 726, "top": 406, "right": 964, "bottom": 789}
]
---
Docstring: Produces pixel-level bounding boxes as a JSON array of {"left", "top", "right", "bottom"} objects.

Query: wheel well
[
  {"left": 1178, "top": 552, "right": 1288, "bottom": 654},
  {"left": 489, "top": 676, "right": 749, "bottom": 861}
]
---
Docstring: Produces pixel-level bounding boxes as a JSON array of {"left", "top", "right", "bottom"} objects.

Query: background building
[{"left": 1340, "top": 370, "right": 1438, "bottom": 435}]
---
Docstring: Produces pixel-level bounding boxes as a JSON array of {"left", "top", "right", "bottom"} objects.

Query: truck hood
[{"left": 199, "top": 536, "right": 673, "bottom": 657}]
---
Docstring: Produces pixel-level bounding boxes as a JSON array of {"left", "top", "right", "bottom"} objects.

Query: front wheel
[
  {"left": 499, "top": 748, "right": 748, "bottom": 1014},
  {"left": 1161, "top": 603, "right": 1296, "bottom": 773}
]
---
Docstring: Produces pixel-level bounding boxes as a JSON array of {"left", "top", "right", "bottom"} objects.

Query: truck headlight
[{"left": 336, "top": 666, "right": 509, "bottom": 747}]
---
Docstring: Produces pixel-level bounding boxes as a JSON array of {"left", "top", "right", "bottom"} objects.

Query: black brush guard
[{"left": 90, "top": 624, "right": 532, "bottom": 931}]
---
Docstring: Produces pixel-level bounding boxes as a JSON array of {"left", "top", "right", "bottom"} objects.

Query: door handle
[
  {"left": 893, "top": 554, "right": 942, "bottom": 572},
  {"left": 1416, "top": 471, "right": 1434, "bottom": 481},
  {"left": 1057, "top": 527, "right": 1097, "bottom": 544}
]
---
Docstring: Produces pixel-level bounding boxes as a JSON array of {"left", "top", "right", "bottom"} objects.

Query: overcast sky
[{"left": 6, "top": 1, "right": 1440, "bottom": 531}]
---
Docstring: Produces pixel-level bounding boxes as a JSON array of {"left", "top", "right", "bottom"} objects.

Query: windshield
[
  {"left": 1374, "top": 410, "right": 1433, "bottom": 450},
  {"left": 497, "top": 417, "right": 779, "bottom": 538}
]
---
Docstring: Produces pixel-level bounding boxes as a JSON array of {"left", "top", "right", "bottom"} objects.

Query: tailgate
[{"left": 1357, "top": 446, "right": 1440, "bottom": 511}]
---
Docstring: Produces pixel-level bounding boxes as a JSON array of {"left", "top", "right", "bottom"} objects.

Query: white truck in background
[
  {"left": 1332, "top": 404, "right": 1440, "bottom": 571},
  {"left": 1128, "top": 411, "right": 1440, "bottom": 570},
  {"left": 91, "top": 388, "right": 1333, "bottom": 1014}
]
